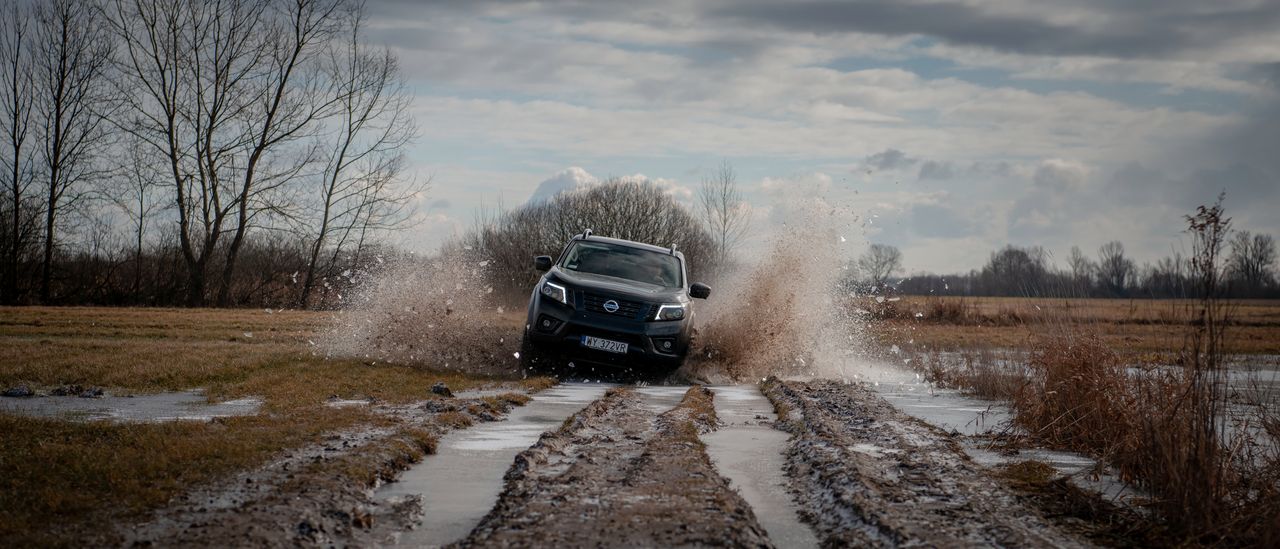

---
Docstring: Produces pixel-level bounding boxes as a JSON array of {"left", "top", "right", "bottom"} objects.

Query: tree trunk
[
  {"left": 216, "top": 207, "right": 248, "bottom": 307},
  {"left": 186, "top": 259, "right": 206, "bottom": 307},
  {"left": 39, "top": 191, "right": 52, "bottom": 302}
]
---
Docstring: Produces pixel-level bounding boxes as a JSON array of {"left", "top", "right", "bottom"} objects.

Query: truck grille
[{"left": 583, "top": 293, "right": 648, "bottom": 319}]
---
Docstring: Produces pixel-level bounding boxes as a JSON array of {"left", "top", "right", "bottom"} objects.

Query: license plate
[{"left": 580, "top": 335, "right": 628, "bottom": 354}]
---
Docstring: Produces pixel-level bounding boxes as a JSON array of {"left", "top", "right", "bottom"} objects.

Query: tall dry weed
[{"left": 1011, "top": 196, "right": 1279, "bottom": 544}]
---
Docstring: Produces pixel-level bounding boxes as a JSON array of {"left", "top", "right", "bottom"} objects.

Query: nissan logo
[{"left": 603, "top": 300, "right": 620, "bottom": 313}]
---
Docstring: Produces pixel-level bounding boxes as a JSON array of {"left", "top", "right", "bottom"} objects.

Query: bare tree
[
  {"left": 106, "top": 0, "right": 255, "bottom": 305},
  {"left": 1067, "top": 246, "right": 1093, "bottom": 282},
  {"left": 1096, "top": 241, "right": 1134, "bottom": 296},
  {"left": 110, "top": 134, "right": 166, "bottom": 295},
  {"left": 697, "top": 160, "right": 749, "bottom": 275},
  {"left": 107, "top": 0, "right": 348, "bottom": 306},
  {"left": 857, "top": 243, "right": 902, "bottom": 289},
  {"left": 1146, "top": 252, "right": 1187, "bottom": 297},
  {"left": 216, "top": 0, "right": 349, "bottom": 306},
  {"left": 979, "top": 244, "right": 1046, "bottom": 295},
  {"left": 1227, "top": 230, "right": 1277, "bottom": 294},
  {"left": 298, "top": 12, "right": 418, "bottom": 307},
  {"left": 0, "top": 2, "right": 35, "bottom": 303},
  {"left": 32, "top": 0, "right": 116, "bottom": 302}
]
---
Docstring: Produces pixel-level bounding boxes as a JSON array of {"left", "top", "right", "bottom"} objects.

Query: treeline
[
  {"left": 888, "top": 232, "right": 1280, "bottom": 299},
  {"left": 0, "top": 0, "right": 419, "bottom": 307}
]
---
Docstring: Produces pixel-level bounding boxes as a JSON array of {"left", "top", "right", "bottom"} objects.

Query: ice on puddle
[
  {"left": 875, "top": 296, "right": 885, "bottom": 303},
  {"left": 479, "top": 260, "right": 490, "bottom": 267},
  {"left": 243, "top": 332, "right": 254, "bottom": 338}
]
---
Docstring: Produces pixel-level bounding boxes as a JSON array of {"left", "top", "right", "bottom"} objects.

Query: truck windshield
[{"left": 560, "top": 241, "right": 683, "bottom": 288}]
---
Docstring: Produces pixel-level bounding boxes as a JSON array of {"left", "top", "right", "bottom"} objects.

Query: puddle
[
  {"left": 702, "top": 385, "right": 820, "bottom": 549},
  {"left": 874, "top": 383, "right": 1008, "bottom": 437},
  {"left": 0, "top": 391, "right": 261, "bottom": 422},
  {"left": 861, "top": 365, "right": 1142, "bottom": 505},
  {"left": 377, "top": 382, "right": 611, "bottom": 546}
]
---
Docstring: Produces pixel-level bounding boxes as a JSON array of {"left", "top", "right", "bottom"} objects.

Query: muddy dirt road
[
  {"left": 110, "top": 379, "right": 1103, "bottom": 548},
  {"left": 368, "top": 380, "right": 1098, "bottom": 548}
]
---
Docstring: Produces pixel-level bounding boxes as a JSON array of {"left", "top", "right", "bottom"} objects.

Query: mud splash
[
  {"left": 324, "top": 192, "right": 876, "bottom": 384},
  {"left": 321, "top": 253, "right": 521, "bottom": 375},
  {"left": 686, "top": 196, "right": 871, "bottom": 383}
]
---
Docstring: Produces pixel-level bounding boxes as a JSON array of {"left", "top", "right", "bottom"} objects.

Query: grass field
[
  {"left": 0, "top": 306, "right": 541, "bottom": 546},
  {"left": 863, "top": 296, "right": 1280, "bottom": 355}
]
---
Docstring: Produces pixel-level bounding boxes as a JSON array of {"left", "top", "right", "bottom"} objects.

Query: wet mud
[
  {"left": 120, "top": 394, "right": 531, "bottom": 547},
  {"left": 377, "top": 383, "right": 610, "bottom": 546},
  {"left": 762, "top": 378, "right": 1093, "bottom": 548},
  {"left": 455, "top": 386, "right": 774, "bottom": 548}
]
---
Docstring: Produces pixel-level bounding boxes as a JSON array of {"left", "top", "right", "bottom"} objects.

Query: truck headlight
[
  {"left": 540, "top": 280, "right": 568, "bottom": 305},
  {"left": 654, "top": 303, "right": 685, "bottom": 321}
]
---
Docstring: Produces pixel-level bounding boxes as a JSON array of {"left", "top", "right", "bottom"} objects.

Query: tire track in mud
[
  {"left": 454, "top": 386, "right": 774, "bottom": 548},
  {"left": 762, "top": 378, "right": 1093, "bottom": 548},
  {"left": 121, "top": 395, "right": 530, "bottom": 548}
]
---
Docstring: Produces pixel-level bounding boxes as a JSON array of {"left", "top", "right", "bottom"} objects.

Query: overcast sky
[{"left": 367, "top": 0, "right": 1279, "bottom": 274}]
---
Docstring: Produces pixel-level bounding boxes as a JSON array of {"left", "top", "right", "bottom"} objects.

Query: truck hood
[{"left": 549, "top": 267, "right": 685, "bottom": 302}]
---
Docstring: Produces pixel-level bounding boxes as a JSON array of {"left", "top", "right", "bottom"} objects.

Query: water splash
[
  {"left": 320, "top": 251, "right": 520, "bottom": 375},
  {"left": 685, "top": 195, "right": 872, "bottom": 382}
]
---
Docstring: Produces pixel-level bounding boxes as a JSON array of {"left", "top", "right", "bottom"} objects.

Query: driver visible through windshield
[{"left": 560, "top": 241, "right": 683, "bottom": 288}]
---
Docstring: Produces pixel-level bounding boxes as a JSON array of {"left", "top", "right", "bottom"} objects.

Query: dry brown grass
[
  {"left": 1004, "top": 205, "right": 1280, "bottom": 545},
  {"left": 0, "top": 306, "right": 546, "bottom": 407},
  {"left": 916, "top": 348, "right": 1028, "bottom": 400},
  {"left": 0, "top": 306, "right": 551, "bottom": 547},
  {"left": 0, "top": 407, "right": 379, "bottom": 547},
  {"left": 867, "top": 296, "right": 1280, "bottom": 354}
]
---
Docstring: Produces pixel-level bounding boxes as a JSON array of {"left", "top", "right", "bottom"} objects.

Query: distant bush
[{"left": 452, "top": 179, "right": 717, "bottom": 303}]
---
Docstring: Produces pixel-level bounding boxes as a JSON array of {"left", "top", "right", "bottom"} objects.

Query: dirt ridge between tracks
[
  {"left": 455, "top": 386, "right": 774, "bottom": 548},
  {"left": 763, "top": 377, "right": 1094, "bottom": 548}
]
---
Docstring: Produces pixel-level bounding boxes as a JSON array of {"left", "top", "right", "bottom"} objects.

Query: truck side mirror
[
  {"left": 534, "top": 255, "right": 553, "bottom": 271},
  {"left": 690, "top": 282, "right": 711, "bottom": 299}
]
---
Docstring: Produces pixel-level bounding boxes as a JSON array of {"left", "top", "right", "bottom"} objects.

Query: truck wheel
[{"left": 520, "top": 331, "right": 559, "bottom": 378}]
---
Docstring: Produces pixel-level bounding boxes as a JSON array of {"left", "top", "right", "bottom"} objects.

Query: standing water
[
  {"left": 702, "top": 385, "right": 820, "bottom": 549},
  {"left": 376, "top": 383, "right": 610, "bottom": 546}
]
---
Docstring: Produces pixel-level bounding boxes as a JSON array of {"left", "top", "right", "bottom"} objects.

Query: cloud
[
  {"left": 528, "top": 167, "right": 597, "bottom": 203},
  {"left": 426, "top": 199, "right": 452, "bottom": 210},
  {"left": 710, "top": 0, "right": 1280, "bottom": 60},
  {"left": 863, "top": 149, "right": 917, "bottom": 171},
  {"left": 917, "top": 161, "right": 955, "bottom": 180},
  {"left": 526, "top": 167, "right": 695, "bottom": 205},
  {"left": 360, "top": 0, "right": 1278, "bottom": 275}
]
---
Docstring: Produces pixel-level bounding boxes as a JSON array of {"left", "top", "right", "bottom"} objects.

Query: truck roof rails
[
  {"left": 669, "top": 243, "right": 677, "bottom": 255},
  {"left": 581, "top": 228, "right": 593, "bottom": 239}
]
